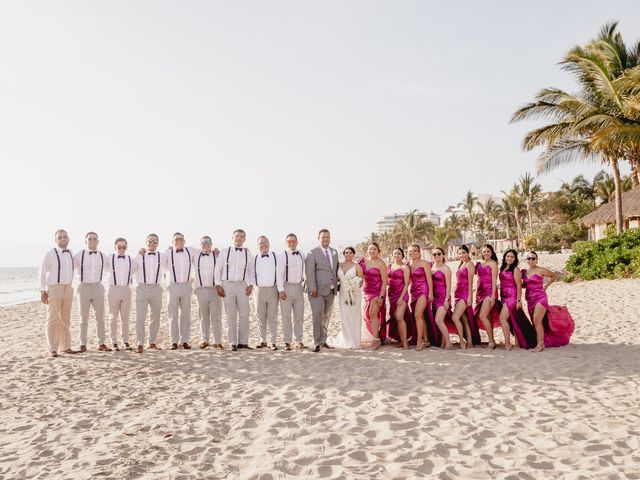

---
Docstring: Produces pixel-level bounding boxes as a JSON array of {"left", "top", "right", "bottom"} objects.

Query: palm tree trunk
[
  {"left": 527, "top": 203, "right": 534, "bottom": 237},
  {"left": 609, "top": 156, "right": 624, "bottom": 234},
  {"left": 629, "top": 150, "right": 640, "bottom": 188}
]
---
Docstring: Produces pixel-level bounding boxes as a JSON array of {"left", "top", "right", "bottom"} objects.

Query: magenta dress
[
  {"left": 429, "top": 269, "right": 457, "bottom": 346},
  {"left": 387, "top": 264, "right": 411, "bottom": 341},
  {"left": 474, "top": 262, "right": 501, "bottom": 329},
  {"left": 522, "top": 269, "right": 575, "bottom": 347},
  {"left": 409, "top": 264, "right": 436, "bottom": 345},
  {"left": 499, "top": 270, "right": 536, "bottom": 348},
  {"left": 358, "top": 258, "right": 387, "bottom": 341},
  {"left": 454, "top": 266, "right": 481, "bottom": 345}
]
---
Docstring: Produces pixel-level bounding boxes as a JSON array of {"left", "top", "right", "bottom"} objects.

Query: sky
[{"left": 1, "top": 1, "right": 639, "bottom": 266}]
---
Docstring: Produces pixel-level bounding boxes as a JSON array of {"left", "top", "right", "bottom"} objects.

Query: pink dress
[
  {"left": 454, "top": 265, "right": 481, "bottom": 345},
  {"left": 387, "top": 264, "right": 411, "bottom": 341},
  {"left": 358, "top": 258, "right": 387, "bottom": 341},
  {"left": 409, "top": 264, "right": 435, "bottom": 345},
  {"left": 429, "top": 269, "right": 457, "bottom": 346},
  {"left": 522, "top": 269, "right": 575, "bottom": 347},
  {"left": 499, "top": 269, "right": 536, "bottom": 348},
  {"left": 474, "top": 262, "right": 501, "bottom": 329}
]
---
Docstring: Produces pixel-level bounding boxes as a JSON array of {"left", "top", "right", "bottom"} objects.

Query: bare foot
[
  {"left": 505, "top": 343, "right": 513, "bottom": 351},
  {"left": 487, "top": 342, "right": 496, "bottom": 350},
  {"left": 402, "top": 341, "right": 409, "bottom": 350},
  {"left": 371, "top": 338, "right": 381, "bottom": 350},
  {"left": 416, "top": 342, "right": 424, "bottom": 352},
  {"left": 443, "top": 343, "right": 453, "bottom": 350},
  {"left": 533, "top": 343, "right": 545, "bottom": 352}
]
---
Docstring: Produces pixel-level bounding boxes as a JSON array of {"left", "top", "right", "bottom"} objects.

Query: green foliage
[
  {"left": 604, "top": 224, "right": 617, "bottom": 238},
  {"left": 566, "top": 228, "right": 640, "bottom": 279},
  {"left": 524, "top": 236, "right": 537, "bottom": 249},
  {"left": 536, "top": 221, "right": 587, "bottom": 253}
]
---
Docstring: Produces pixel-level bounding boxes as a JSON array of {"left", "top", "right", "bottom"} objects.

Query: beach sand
[{"left": 1, "top": 254, "right": 638, "bottom": 479}]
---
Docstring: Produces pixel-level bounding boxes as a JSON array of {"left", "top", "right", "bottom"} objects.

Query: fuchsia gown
[
  {"left": 387, "top": 265, "right": 411, "bottom": 342},
  {"left": 522, "top": 269, "right": 575, "bottom": 347},
  {"left": 428, "top": 269, "right": 457, "bottom": 347},
  {"left": 358, "top": 258, "right": 387, "bottom": 341},
  {"left": 474, "top": 262, "right": 501, "bottom": 330},
  {"left": 409, "top": 264, "right": 436, "bottom": 345},
  {"left": 454, "top": 265, "right": 481, "bottom": 345},
  {"left": 499, "top": 269, "right": 537, "bottom": 348}
]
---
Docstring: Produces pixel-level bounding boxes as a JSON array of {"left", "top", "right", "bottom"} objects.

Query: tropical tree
[
  {"left": 458, "top": 191, "right": 478, "bottom": 242},
  {"left": 479, "top": 198, "right": 501, "bottom": 239},
  {"left": 518, "top": 173, "right": 543, "bottom": 236},
  {"left": 431, "top": 226, "right": 458, "bottom": 250}
]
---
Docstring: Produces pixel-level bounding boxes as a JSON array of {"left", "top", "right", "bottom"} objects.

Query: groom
[{"left": 305, "top": 228, "right": 339, "bottom": 352}]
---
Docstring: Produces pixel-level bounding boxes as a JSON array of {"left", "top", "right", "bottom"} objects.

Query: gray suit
[{"left": 305, "top": 246, "right": 339, "bottom": 346}]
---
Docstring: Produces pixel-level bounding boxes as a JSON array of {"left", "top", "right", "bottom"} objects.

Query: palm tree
[
  {"left": 518, "top": 173, "right": 543, "bottom": 236},
  {"left": 444, "top": 213, "right": 463, "bottom": 240},
  {"left": 511, "top": 22, "right": 640, "bottom": 234},
  {"left": 458, "top": 191, "right": 478, "bottom": 242},
  {"left": 502, "top": 185, "right": 526, "bottom": 247},
  {"left": 390, "top": 209, "right": 434, "bottom": 250},
  {"left": 431, "top": 226, "right": 457, "bottom": 251},
  {"left": 560, "top": 174, "right": 596, "bottom": 203},
  {"left": 497, "top": 198, "right": 514, "bottom": 240},
  {"left": 479, "top": 199, "right": 501, "bottom": 239}
]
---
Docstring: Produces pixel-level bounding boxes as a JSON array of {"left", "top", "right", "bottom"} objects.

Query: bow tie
[
  {"left": 118, "top": 255, "right": 125, "bottom": 259},
  {"left": 62, "top": 249, "right": 69, "bottom": 253},
  {"left": 201, "top": 253, "right": 210, "bottom": 256},
  {"left": 292, "top": 251, "right": 299, "bottom": 255},
  {"left": 235, "top": 247, "right": 243, "bottom": 252},
  {"left": 147, "top": 252, "right": 156, "bottom": 255},
  {"left": 89, "top": 251, "right": 97, "bottom": 255},
  {"left": 261, "top": 254, "right": 269, "bottom": 258},
  {"left": 176, "top": 249, "right": 184, "bottom": 253}
]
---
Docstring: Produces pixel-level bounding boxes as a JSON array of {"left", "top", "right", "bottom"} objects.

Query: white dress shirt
[
  {"left": 74, "top": 249, "right": 107, "bottom": 283},
  {"left": 107, "top": 253, "right": 137, "bottom": 286},
  {"left": 253, "top": 251, "right": 278, "bottom": 287},
  {"left": 133, "top": 250, "right": 167, "bottom": 285},
  {"left": 193, "top": 249, "right": 217, "bottom": 287},
  {"left": 166, "top": 246, "right": 197, "bottom": 284},
  {"left": 215, "top": 246, "right": 254, "bottom": 284},
  {"left": 39, "top": 247, "right": 75, "bottom": 291},
  {"left": 276, "top": 249, "right": 305, "bottom": 291}
]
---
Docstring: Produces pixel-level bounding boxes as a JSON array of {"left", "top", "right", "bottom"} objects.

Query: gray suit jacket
[{"left": 305, "top": 246, "right": 339, "bottom": 296}]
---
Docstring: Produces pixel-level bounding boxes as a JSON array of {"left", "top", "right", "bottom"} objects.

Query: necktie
[
  {"left": 118, "top": 255, "right": 125, "bottom": 259},
  {"left": 235, "top": 247, "right": 243, "bottom": 252},
  {"left": 325, "top": 249, "right": 335, "bottom": 285},
  {"left": 292, "top": 251, "right": 299, "bottom": 255},
  {"left": 176, "top": 249, "right": 184, "bottom": 253},
  {"left": 148, "top": 252, "right": 156, "bottom": 256},
  {"left": 89, "top": 251, "right": 97, "bottom": 255},
  {"left": 261, "top": 254, "right": 269, "bottom": 258}
]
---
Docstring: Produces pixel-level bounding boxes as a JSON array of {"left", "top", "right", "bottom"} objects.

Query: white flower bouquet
[{"left": 342, "top": 275, "right": 363, "bottom": 306}]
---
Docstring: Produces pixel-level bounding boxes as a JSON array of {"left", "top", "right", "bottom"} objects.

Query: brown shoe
[
  {"left": 295, "top": 343, "right": 304, "bottom": 351},
  {"left": 182, "top": 342, "right": 192, "bottom": 350},
  {"left": 63, "top": 348, "right": 78, "bottom": 354},
  {"left": 215, "top": 344, "right": 224, "bottom": 350},
  {"left": 113, "top": 343, "right": 120, "bottom": 351},
  {"left": 169, "top": 343, "right": 179, "bottom": 350},
  {"left": 269, "top": 344, "right": 278, "bottom": 351},
  {"left": 50, "top": 351, "right": 58, "bottom": 358},
  {"left": 199, "top": 341, "right": 209, "bottom": 349},
  {"left": 148, "top": 343, "right": 161, "bottom": 350},
  {"left": 79, "top": 345, "right": 87, "bottom": 353},
  {"left": 255, "top": 341, "right": 268, "bottom": 349},
  {"left": 124, "top": 343, "right": 133, "bottom": 351},
  {"left": 284, "top": 343, "right": 292, "bottom": 351},
  {"left": 322, "top": 343, "right": 334, "bottom": 350},
  {"left": 137, "top": 345, "right": 144, "bottom": 353},
  {"left": 98, "top": 344, "right": 113, "bottom": 352}
]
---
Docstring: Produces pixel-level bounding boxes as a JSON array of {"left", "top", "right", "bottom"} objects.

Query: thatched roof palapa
[{"left": 579, "top": 186, "right": 640, "bottom": 226}]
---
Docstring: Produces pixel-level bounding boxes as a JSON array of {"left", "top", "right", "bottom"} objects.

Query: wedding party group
[{"left": 38, "top": 228, "right": 574, "bottom": 358}]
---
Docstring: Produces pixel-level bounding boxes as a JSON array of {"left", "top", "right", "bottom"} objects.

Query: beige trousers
[{"left": 46, "top": 284, "right": 73, "bottom": 352}]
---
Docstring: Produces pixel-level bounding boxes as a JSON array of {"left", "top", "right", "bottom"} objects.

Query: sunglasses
[
  {"left": 116, "top": 245, "right": 127, "bottom": 249},
  {"left": 201, "top": 240, "right": 212, "bottom": 245},
  {"left": 433, "top": 252, "right": 442, "bottom": 257},
  {"left": 87, "top": 237, "right": 98, "bottom": 241},
  {"left": 527, "top": 257, "right": 537, "bottom": 261},
  {"left": 148, "top": 239, "right": 158, "bottom": 244},
  {"left": 174, "top": 238, "right": 185, "bottom": 241}
]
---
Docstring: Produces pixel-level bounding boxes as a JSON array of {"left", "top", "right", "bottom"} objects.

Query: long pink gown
[
  {"left": 454, "top": 265, "right": 481, "bottom": 345},
  {"left": 409, "top": 265, "right": 435, "bottom": 345},
  {"left": 522, "top": 269, "right": 575, "bottom": 347},
  {"left": 358, "top": 258, "right": 387, "bottom": 341},
  {"left": 474, "top": 262, "right": 501, "bottom": 330},
  {"left": 499, "top": 269, "right": 536, "bottom": 348},
  {"left": 429, "top": 269, "right": 457, "bottom": 347},
  {"left": 387, "top": 264, "right": 411, "bottom": 342}
]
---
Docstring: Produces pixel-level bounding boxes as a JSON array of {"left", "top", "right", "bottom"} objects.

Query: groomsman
[
  {"left": 74, "top": 232, "right": 110, "bottom": 352},
  {"left": 277, "top": 233, "right": 305, "bottom": 351},
  {"left": 166, "top": 232, "right": 197, "bottom": 350},
  {"left": 215, "top": 229, "right": 254, "bottom": 351},
  {"left": 133, "top": 233, "right": 167, "bottom": 353},
  {"left": 107, "top": 237, "right": 136, "bottom": 351},
  {"left": 252, "top": 236, "right": 279, "bottom": 351},
  {"left": 39, "top": 229, "right": 77, "bottom": 357},
  {"left": 305, "top": 229, "right": 339, "bottom": 352},
  {"left": 193, "top": 236, "right": 223, "bottom": 349}
]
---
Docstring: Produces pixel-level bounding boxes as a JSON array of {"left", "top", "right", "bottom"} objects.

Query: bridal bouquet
[{"left": 342, "top": 276, "right": 362, "bottom": 306}]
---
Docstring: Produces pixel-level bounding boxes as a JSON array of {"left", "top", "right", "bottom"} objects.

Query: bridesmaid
[
  {"left": 499, "top": 249, "right": 536, "bottom": 350},
  {"left": 475, "top": 244, "right": 500, "bottom": 349},
  {"left": 408, "top": 244, "right": 434, "bottom": 351},
  {"left": 452, "top": 245, "right": 480, "bottom": 348},
  {"left": 358, "top": 242, "right": 388, "bottom": 349},
  {"left": 522, "top": 251, "right": 574, "bottom": 351},
  {"left": 387, "top": 247, "right": 411, "bottom": 349},
  {"left": 431, "top": 246, "right": 457, "bottom": 349}
]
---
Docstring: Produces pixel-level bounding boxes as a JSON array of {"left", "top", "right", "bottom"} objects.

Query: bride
[{"left": 327, "top": 247, "right": 375, "bottom": 349}]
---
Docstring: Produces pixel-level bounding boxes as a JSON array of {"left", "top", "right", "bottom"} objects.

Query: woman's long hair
[
  {"left": 458, "top": 244, "right": 470, "bottom": 268},
  {"left": 483, "top": 244, "right": 498, "bottom": 263},
  {"left": 500, "top": 249, "right": 519, "bottom": 272}
]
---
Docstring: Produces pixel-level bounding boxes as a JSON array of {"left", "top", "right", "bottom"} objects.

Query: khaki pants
[
  {"left": 168, "top": 283, "right": 192, "bottom": 344},
  {"left": 254, "top": 286, "right": 279, "bottom": 344},
  {"left": 135, "top": 284, "right": 162, "bottom": 346},
  {"left": 78, "top": 282, "right": 106, "bottom": 346},
  {"left": 46, "top": 284, "right": 73, "bottom": 352},
  {"left": 222, "top": 281, "right": 250, "bottom": 346},
  {"left": 195, "top": 286, "right": 223, "bottom": 344},
  {"left": 108, "top": 285, "right": 132, "bottom": 344},
  {"left": 280, "top": 282, "right": 304, "bottom": 344}
]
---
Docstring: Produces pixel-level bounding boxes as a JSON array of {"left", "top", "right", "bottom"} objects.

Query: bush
[
  {"left": 536, "top": 221, "right": 587, "bottom": 253},
  {"left": 566, "top": 228, "right": 640, "bottom": 280}
]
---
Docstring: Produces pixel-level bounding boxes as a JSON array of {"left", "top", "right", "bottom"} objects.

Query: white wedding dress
[{"left": 327, "top": 264, "right": 374, "bottom": 349}]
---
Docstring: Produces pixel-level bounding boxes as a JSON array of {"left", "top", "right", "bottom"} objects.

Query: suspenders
[
  {"left": 197, "top": 252, "right": 217, "bottom": 287},
  {"left": 226, "top": 248, "right": 248, "bottom": 281},
  {"left": 80, "top": 250, "right": 104, "bottom": 283},
  {"left": 254, "top": 253, "right": 278, "bottom": 286},
  {"left": 170, "top": 248, "right": 192, "bottom": 283},
  {"left": 53, "top": 248, "right": 74, "bottom": 284},
  {"left": 284, "top": 251, "right": 302, "bottom": 283},
  {"left": 112, "top": 254, "right": 132, "bottom": 286},
  {"left": 142, "top": 252, "right": 161, "bottom": 284}
]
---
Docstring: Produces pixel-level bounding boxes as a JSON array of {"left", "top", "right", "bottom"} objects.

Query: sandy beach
[{"left": 1, "top": 254, "right": 639, "bottom": 479}]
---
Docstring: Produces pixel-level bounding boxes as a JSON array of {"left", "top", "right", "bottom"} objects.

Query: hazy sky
[{"left": 1, "top": 1, "right": 639, "bottom": 266}]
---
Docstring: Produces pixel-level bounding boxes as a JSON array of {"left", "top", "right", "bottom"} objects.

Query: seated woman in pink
[
  {"left": 499, "top": 249, "right": 536, "bottom": 350},
  {"left": 357, "top": 242, "right": 388, "bottom": 350},
  {"left": 387, "top": 247, "right": 411, "bottom": 349},
  {"left": 522, "top": 251, "right": 575, "bottom": 352},
  {"left": 452, "top": 244, "right": 481, "bottom": 348}
]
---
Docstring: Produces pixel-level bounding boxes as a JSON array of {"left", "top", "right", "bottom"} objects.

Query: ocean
[{"left": 0, "top": 267, "right": 40, "bottom": 306}]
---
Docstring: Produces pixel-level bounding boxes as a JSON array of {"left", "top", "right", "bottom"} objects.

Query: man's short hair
[
  {"left": 233, "top": 229, "right": 246, "bottom": 236},
  {"left": 85, "top": 231, "right": 98, "bottom": 239},
  {"left": 54, "top": 229, "right": 68, "bottom": 238},
  {"left": 114, "top": 237, "right": 127, "bottom": 245},
  {"left": 318, "top": 228, "right": 330, "bottom": 237},
  {"left": 147, "top": 233, "right": 159, "bottom": 241},
  {"left": 286, "top": 233, "right": 298, "bottom": 240},
  {"left": 173, "top": 232, "right": 184, "bottom": 238}
]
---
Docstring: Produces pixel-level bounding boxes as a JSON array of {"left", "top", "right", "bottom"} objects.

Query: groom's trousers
[
  {"left": 309, "top": 290, "right": 335, "bottom": 346},
  {"left": 222, "top": 280, "right": 250, "bottom": 346}
]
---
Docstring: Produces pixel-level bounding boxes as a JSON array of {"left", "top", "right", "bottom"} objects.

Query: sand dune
[{"left": 0, "top": 254, "right": 638, "bottom": 479}]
